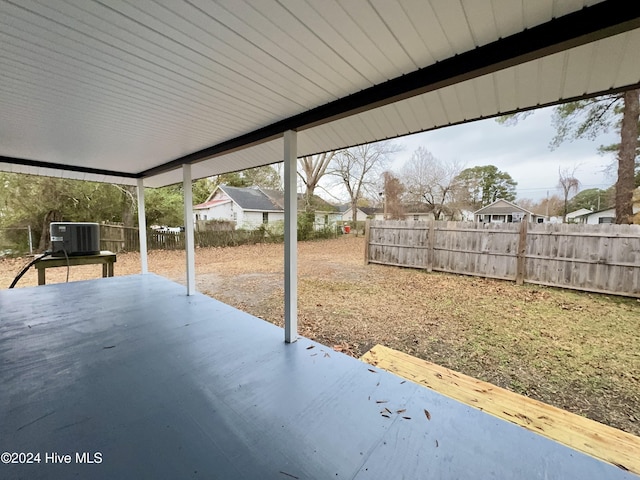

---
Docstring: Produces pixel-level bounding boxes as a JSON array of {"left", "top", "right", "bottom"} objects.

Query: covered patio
[
  {"left": 2, "top": 0, "right": 640, "bottom": 477},
  {"left": 2, "top": 274, "right": 636, "bottom": 479}
]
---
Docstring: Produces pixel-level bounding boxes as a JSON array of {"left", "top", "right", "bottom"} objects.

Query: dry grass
[{"left": 2, "top": 236, "right": 639, "bottom": 436}]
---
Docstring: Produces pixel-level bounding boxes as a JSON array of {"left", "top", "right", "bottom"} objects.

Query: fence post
[
  {"left": 427, "top": 221, "right": 435, "bottom": 272},
  {"left": 27, "top": 225, "right": 33, "bottom": 255},
  {"left": 515, "top": 220, "right": 528, "bottom": 285},
  {"left": 364, "top": 219, "right": 371, "bottom": 264}
]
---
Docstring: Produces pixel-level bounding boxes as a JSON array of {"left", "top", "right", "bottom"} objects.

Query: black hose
[{"left": 9, "top": 254, "right": 50, "bottom": 289}]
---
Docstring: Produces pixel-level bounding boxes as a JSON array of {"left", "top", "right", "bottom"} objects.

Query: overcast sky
[{"left": 388, "top": 105, "right": 619, "bottom": 202}]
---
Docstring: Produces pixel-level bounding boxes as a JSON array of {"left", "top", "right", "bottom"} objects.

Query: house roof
[
  {"left": 360, "top": 207, "right": 379, "bottom": 216},
  {"left": 575, "top": 207, "right": 616, "bottom": 217},
  {"left": 204, "top": 185, "right": 338, "bottom": 213},
  {"left": 474, "top": 199, "right": 536, "bottom": 216},
  {"left": 261, "top": 189, "right": 338, "bottom": 213},
  {"left": 566, "top": 208, "right": 594, "bottom": 218},
  {"left": 219, "top": 186, "right": 282, "bottom": 212},
  {"left": 1, "top": 1, "right": 639, "bottom": 187},
  {"left": 342, "top": 205, "right": 379, "bottom": 216},
  {"left": 193, "top": 198, "right": 231, "bottom": 210}
]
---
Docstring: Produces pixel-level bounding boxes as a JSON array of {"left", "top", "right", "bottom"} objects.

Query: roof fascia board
[{"left": 0, "top": 155, "right": 139, "bottom": 179}]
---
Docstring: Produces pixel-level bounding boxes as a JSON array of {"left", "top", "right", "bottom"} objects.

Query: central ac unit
[{"left": 50, "top": 222, "right": 100, "bottom": 256}]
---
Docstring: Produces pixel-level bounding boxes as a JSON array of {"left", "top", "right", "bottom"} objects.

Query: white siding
[
  {"left": 241, "top": 211, "right": 284, "bottom": 230},
  {"left": 342, "top": 207, "right": 370, "bottom": 222},
  {"left": 585, "top": 208, "right": 616, "bottom": 224},
  {"left": 194, "top": 201, "right": 234, "bottom": 223}
]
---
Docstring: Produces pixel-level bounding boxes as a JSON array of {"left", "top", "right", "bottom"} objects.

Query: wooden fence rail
[{"left": 365, "top": 220, "right": 640, "bottom": 298}]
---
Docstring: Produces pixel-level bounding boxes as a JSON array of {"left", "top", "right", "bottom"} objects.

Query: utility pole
[{"left": 546, "top": 190, "right": 549, "bottom": 219}]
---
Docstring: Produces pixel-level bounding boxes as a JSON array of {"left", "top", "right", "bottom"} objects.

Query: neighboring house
[
  {"left": 574, "top": 192, "right": 640, "bottom": 224},
  {"left": 566, "top": 208, "right": 593, "bottom": 223},
  {"left": 194, "top": 185, "right": 340, "bottom": 230},
  {"left": 474, "top": 199, "right": 544, "bottom": 223},
  {"left": 260, "top": 188, "right": 341, "bottom": 229},
  {"left": 367, "top": 203, "right": 473, "bottom": 222},
  {"left": 194, "top": 185, "right": 283, "bottom": 229},
  {"left": 339, "top": 205, "right": 377, "bottom": 222},
  {"left": 373, "top": 203, "right": 434, "bottom": 221},
  {"left": 575, "top": 208, "right": 616, "bottom": 224}
]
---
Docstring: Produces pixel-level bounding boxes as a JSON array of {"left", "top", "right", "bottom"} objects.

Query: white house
[
  {"left": 566, "top": 208, "right": 593, "bottom": 223},
  {"left": 260, "top": 189, "right": 342, "bottom": 229},
  {"left": 575, "top": 208, "right": 616, "bottom": 224},
  {"left": 474, "top": 199, "right": 544, "bottom": 223},
  {"left": 339, "top": 205, "right": 377, "bottom": 222},
  {"left": 194, "top": 185, "right": 340, "bottom": 230},
  {"left": 573, "top": 188, "right": 640, "bottom": 224},
  {"left": 194, "top": 185, "right": 283, "bottom": 229}
]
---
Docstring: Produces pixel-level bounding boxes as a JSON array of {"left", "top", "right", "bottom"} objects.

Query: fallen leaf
[
  {"left": 396, "top": 409, "right": 406, "bottom": 414},
  {"left": 424, "top": 409, "right": 431, "bottom": 420},
  {"left": 376, "top": 400, "right": 389, "bottom": 404},
  {"left": 306, "top": 345, "right": 315, "bottom": 350},
  {"left": 402, "top": 416, "right": 411, "bottom": 420},
  {"left": 367, "top": 368, "right": 377, "bottom": 373}
]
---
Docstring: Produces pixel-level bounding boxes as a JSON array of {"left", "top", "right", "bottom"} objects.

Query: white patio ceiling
[{"left": 1, "top": 0, "right": 639, "bottom": 187}]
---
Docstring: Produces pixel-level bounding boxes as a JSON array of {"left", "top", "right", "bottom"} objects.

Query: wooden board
[{"left": 361, "top": 344, "right": 640, "bottom": 475}]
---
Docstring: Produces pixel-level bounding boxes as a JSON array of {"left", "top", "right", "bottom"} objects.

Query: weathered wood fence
[{"left": 365, "top": 220, "right": 640, "bottom": 298}]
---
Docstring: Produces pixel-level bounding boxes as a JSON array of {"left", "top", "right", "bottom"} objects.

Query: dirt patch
[{"left": 2, "top": 236, "right": 639, "bottom": 436}]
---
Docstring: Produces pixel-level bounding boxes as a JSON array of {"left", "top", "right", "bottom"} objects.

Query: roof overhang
[{"left": 1, "top": 1, "right": 639, "bottom": 187}]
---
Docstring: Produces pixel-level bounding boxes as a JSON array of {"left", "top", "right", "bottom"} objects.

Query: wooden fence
[
  {"left": 100, "top": 224, "right": 140, "bottom": 252},
  {"left": 365, "top": 220, "right": 640, "bottom": 298}
]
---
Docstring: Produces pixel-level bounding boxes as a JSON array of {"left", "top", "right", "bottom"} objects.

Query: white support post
[
  {"left": 183, "top": 164, "right": 197, "bottom": 295},
  {"left": 283, "top": 130, "right": 298, "bottom": 343},
  {"left": 136, "top": 178, "right": 148, "bottom": 274}
]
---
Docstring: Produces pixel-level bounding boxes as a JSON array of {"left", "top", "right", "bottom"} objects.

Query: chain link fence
[{"left": 0, "top": 227, "right": 34, "bottom": 257}]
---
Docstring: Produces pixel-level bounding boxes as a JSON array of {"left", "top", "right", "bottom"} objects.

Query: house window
[
  {"left": 413, "top": 215, "right": 419, "bottom": 221},
  {"left": 324, "top": 214, "right": 328, "bottom": 224},
  {"left": 263, "top": 212, "right": 268, "bottom": 224},
  {"left": 598, "top": 217, "right": 615, "bottom": 224}
]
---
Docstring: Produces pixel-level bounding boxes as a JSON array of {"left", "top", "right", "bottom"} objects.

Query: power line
[{"left": 517, "top": 183, "right": 611, "bottom": 192}]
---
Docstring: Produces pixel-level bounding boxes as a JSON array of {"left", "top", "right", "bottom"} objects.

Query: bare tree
[
  {"left": 298, "top": 152, "right": 336, "bottom": 207},
  {"left": 332, "top": 142, "right": 398, "bottom": 229},
  {"left": 517, "top": 195, "right": 563, "bottom": 217},
  {"left": 401, "top": 147, "right": 464, "bottom": 219},
  {"left": 558, "top": 166, "right": 580, "bottom": 222},
  {"left": 382, "top": 171, "right": 405, "bottom": 220}
]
